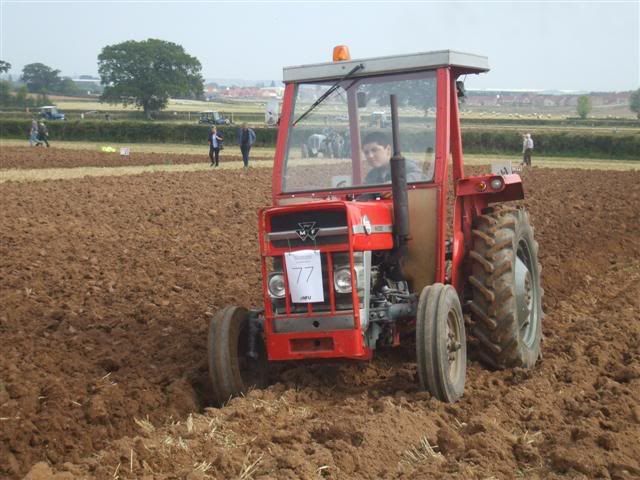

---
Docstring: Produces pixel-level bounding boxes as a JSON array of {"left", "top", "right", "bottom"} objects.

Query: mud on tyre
[{"left": 468, "top": 206, "right": 543, "bottom": 369}]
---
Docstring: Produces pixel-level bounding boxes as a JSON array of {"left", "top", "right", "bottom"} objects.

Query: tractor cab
[
  {"left": 207, "top": 47, "right": 543, "bottom": 405},
  {"left": 368, "top": 111, "right": 389, "bottom": 128},
  {"left": 274, "top": 49, "right": 491, "bottom": 197}
]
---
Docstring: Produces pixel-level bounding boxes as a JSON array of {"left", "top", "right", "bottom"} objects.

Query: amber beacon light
[{"left": 333, "top": 45, "right": 351, "bottom": 62}]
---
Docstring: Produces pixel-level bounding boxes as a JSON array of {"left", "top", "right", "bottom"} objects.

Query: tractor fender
[
  {"left": 450, "top": 174, "right": 524, "bottom": 292},
  {"left": 456, "top": 174, "right": 524, "bottom": 203}
]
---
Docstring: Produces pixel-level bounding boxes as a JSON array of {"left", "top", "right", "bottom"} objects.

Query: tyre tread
[{"left": 467, "top": 206, "right": 543, "bottom": 369}]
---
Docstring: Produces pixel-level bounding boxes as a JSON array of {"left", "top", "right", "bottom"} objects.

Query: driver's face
[{"left": 362, "top": 142, "right": 391, "bottom": 169}]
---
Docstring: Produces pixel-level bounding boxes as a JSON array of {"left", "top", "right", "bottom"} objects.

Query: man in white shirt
[{"left": 522, "top": 133, "right": 534, "bottom": 166}]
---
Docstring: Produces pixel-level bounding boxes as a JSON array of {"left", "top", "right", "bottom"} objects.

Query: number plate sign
[
  {"left": 284, "top": 250, "right": 324, "bottom": 303},
  {"left": 491, "top": 161, "right": 513, "bottom": 175}
]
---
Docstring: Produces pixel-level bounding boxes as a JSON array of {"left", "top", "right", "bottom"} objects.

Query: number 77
[{"left": 293, "top": 266, "right": 315, "bottom": 283}]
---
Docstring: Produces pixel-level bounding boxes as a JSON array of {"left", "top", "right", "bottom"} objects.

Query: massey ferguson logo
[{"left": 296, "top": 222, "right": 319, "bottom": 242}]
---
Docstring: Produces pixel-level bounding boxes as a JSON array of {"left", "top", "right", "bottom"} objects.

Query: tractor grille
[
  {"left": 270, "top": 251, "right": 354, "bottom": 316},
  {"left": 267, "top": 210, "right": 348, "bottom": 248}
]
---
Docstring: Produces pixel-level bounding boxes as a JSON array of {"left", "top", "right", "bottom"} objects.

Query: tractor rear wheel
[
  {"left": 207, "top": 306, "right": 268, "bottom": 406},
  {"left": 468, "top": 207, "right": 543, "bottom": 369},
  {"left": 416, "top": 283, "right": 466, "bottom": 402}
]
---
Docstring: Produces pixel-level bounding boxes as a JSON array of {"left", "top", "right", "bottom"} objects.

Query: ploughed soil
[
  {"left": 1, "top": 163, "right": 639, "bottom": 479},
  {"left": 0, "top": 146, "right": 269, "bottom": 170}
]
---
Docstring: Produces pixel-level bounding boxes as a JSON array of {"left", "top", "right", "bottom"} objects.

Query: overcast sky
[{"left": 1, "top": 1, "right": 638, "bottom": 91}]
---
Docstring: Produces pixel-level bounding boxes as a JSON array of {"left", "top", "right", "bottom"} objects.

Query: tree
[
  {"left": 576, "top": 95, "right": 592, "bottom": 119},
  {"left": 630, "top": 88, "right": 640, "bottom": 119},
  {"left": 98, "top": 38, "right": 203, "bottom": 118},
  {"left": 0, "top": 80, "right": 11, "bottom": 105},
  {"left": 361, "top": 77, "right": 437, "bottom": 112},
  {"left": 15, "top": 85, "right": 29, "bottom": 108},
  {"left": 0, "top": 60, "right": 11, "bottom": 74},
  {"left": 57, "top": 77, "right": 84, "bottom": 96},
  {"left": 21, "top": 63, "right": 61, "bottom": 93}
]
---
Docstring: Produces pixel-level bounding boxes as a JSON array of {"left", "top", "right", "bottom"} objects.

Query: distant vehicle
[
  {"left": 368, "top": 111, "right": 389, "bottom": 128},
  {"left": 198, "top": 110, "right": 231, "bottom": 125},
  {"left": 301, "top": 129, "right": 346, "bottom": 158},
  {"left": 40, "top": 106, "right": 65, "bottom": 121},
  {"left": 265, "top": 100, "right": 280, "bottom": 126}
]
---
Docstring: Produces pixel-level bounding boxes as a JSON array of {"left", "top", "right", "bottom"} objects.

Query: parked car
[
  {"left": 198, "top": 110, "right": 231, "bottom": 125},
  {"left": 40, "top": 106, "right": 65, "bottom": 121}
]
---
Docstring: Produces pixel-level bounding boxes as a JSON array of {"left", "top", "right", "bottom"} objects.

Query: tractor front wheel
[
  {"left": 208, "top": 306, "right": 268, "bottom": 406},
  {"left": 416, "top": 283, "right": 466, "bottom": 403},
  {"left": 468, "top": 207, "right": 543, "bottom": 369}
]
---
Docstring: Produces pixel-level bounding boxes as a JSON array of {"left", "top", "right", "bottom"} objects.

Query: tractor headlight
[
  {"left": 334, "top": 268, "right": 352, "bottom": 294},
  {"left": 268, "top": 273, "right": 286, "bottom": 298},
  {"left": 490, "top": 177, "right": 504, "bottom": 190}
]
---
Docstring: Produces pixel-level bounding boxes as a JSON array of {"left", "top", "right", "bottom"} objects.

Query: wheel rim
[
  {"left": 446, "top": 308, "right": 464, "bottom": 383},
  {"left": 515, "top": 239, "right": 539, "bottom": 348}
]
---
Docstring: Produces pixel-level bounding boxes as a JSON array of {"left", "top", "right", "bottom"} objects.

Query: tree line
[{"left": 0, "top": 39, "right": 203, "bottom": 118}]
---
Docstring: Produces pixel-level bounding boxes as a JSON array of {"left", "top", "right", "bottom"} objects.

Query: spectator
[
  {"left": 208, "top": 126, "right": 223, "bottom": 167},
  {"left": 36, "top": 121, "right": 50, "bottom": 148},
  {"left": 28, "top": 119, "right": 38, "bottom": 147},
  {"left": 522, "top": 133, "right": 534, "bottom": 167},
  {"left": 237, "top": 123, "right": 256, "bottom": 169}
]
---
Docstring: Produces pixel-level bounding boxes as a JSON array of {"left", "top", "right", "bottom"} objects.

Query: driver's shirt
[{"left": 364, "top": 159, "right": 427, "bottom": 185}]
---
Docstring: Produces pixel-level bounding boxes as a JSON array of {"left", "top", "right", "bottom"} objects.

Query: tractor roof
[{"left": 283, "top": 49, "right": 489, "bottom": 83}]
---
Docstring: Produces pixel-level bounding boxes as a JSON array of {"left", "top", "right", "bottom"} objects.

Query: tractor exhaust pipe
[{"left": 389, "top": 94, "right": 410, "bottom": 244}]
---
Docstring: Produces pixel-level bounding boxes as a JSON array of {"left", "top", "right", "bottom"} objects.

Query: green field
[{"left": 47, "top": 95, "right": 269, "bottom": 113}]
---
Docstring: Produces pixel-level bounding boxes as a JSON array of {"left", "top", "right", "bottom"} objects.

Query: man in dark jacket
[
  {"left": 208, "top": 126, "right": 222, "bottom": 167},
  {"left": 36, "top": 121, "right": 50, "bottom": 147},
  {"left": 237, "top": 123, "right": 256, "bottom": 169}
]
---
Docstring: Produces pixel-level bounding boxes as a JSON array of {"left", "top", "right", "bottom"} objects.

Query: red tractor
[{"left": 208, "top": 47, "right": 542, "bottom": 404}]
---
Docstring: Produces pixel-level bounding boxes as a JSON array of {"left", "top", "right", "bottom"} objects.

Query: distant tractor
[
  {"left": 368, "top": 111, "right": 389, "bottom": 128},
  {"left": 39, "top": 105, "right": 65, "bottom": 121},
  {"left": 301, "top": 130, "right": 347, "bottom": 158},
  {"left": 265, "top": 100, "right": 280, "bottom": 126},
  {"left": 198, "top": 110, "right": 231, "bottom": 125},
  {"left": 207, "top": 46, "right": 543, "bottom": 405}
]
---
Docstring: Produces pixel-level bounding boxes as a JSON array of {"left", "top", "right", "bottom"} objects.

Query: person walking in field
[
  {"left": 237, "top": 123, "right": 256, "bottom": 169},
  {"left": 522, "top": 133, "right": 534, "bottom": 166},
  {"left": 36, "top": 121, "right": 50, "bottom": 148},
  {"left": 28, "top": 119, "right": 38, "bottom": 147},
  {"left": 208, "top": 126, "right": 223, "bottom": 167}
]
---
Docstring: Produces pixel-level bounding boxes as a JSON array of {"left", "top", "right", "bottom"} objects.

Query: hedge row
[
  {"left": 0, "top": 120, "right": 276, "bottom": 146},
  {"left": 461, "top": 130, "right": 640, "bottom": 159},
  {"left": 460, "top": 117, "right": 640, "bottom": 128},
  {"left": 1, "top": 119, "right": 638, "bottom": 159},
  {"left": 0, "top": 110, "right": 265, "bottom": 124}
]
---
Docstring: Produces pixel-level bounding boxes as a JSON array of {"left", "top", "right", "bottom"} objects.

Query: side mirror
[
  {"left": 357, "top": 91, "right": 368, "bottom": 108},
  {"left": 456, "top": 81, "right": 466, "bottom": 99}
]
